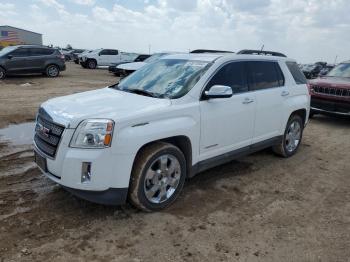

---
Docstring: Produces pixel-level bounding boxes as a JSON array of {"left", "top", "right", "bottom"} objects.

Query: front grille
[
  {"left": 34, "top": 114, "right": 65, "bottom": 158},
  {"left": 312, "top": 85, "right": 350, "bottom": 97}
]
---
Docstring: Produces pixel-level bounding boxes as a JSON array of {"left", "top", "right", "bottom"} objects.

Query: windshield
[
  {"left": 0, "top": 46, "right": 17, "bottom": 57},
  {"left": 328, "top": 63, "right": 350, "bottom": 78},
  {"left": 116, "top": 59, "right": 210, "bottom": 98},
  {"left": 144, "top": 53, "right": 167, "bottom": 63}
]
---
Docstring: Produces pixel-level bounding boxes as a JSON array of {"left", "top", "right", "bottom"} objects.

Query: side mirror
[
  {"left": 7, "top": 55, "right": 13, "bottom": 59},
  {"left": 204, "top": 85, "right": 233, "bottom": 99}
]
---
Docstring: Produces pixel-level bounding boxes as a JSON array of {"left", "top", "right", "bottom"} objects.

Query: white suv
[
  {"left": 34, "top": 50, "right": 310, "bottom": 211},
  {"left": 80, "top": 49, "right": 135, "bottom": 69}
]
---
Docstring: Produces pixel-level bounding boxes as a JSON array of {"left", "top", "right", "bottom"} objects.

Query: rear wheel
[
  {"left": 273, "top": 114, "right": 303, "bottom": 157},
  {"left": 129, "top": 142, "right": 186, "bottom": 212},
  {"left": 46, "top": 65, "right": 60, "bottom": 77},
  {"left": 0, "top": 67, "right": 6, "bottom": 79},
  {"left": 87, "top": 59, "right": 97, "bottom": 69}
]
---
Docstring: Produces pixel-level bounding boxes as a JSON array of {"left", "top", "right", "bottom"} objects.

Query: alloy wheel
[
  {"left": 285, "top": 120, "right": 301, "bottom": 153},
  {"left": 143, "top": 154, "right": 181, "bottom": 204}
]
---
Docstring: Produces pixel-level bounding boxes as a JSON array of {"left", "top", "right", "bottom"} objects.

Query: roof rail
[
  {"left": 237, "top": 49, "right": 287, "bottom": 57},
  {"left": 190, "top": 49, "right": 234, "bottom": 54}
]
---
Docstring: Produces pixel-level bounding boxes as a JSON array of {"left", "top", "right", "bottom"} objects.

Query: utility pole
[
  {"left": 148, "top": 44, "right": 151, "bottom": 55},
  {"left": 261, "top": 44, "right": 264, "bottom": 51},
  {"left": 334, "top": 55, "right": 338, "bottom": 65}
]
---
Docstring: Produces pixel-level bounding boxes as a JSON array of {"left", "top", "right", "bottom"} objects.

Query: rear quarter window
[
  {"left": 247, "top": 61, "right": 284, "bottom": 91},
  {"left": 286, "top": 61, "right": 307, "bottom": 85}
]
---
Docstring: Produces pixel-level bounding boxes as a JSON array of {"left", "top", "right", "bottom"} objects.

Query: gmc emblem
[{"left": 38, "top": 123, "right": 50, "bottom": 137}]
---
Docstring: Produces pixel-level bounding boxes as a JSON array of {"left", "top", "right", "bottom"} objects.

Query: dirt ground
[{"left": 0, "top": 63, "right": 349, "bottom": 262}]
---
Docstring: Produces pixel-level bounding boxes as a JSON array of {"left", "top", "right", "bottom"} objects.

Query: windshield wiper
[
  {"left": 127, "top": 88, "right": 161, "bottom": 98},
  {"left": 109, "top": 83, "right": 120, "bottom": 89}
]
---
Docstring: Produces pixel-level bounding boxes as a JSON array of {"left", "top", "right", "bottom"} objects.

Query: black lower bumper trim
[{"left": 62, "top": 186, "right": 128, "bottom": 205}]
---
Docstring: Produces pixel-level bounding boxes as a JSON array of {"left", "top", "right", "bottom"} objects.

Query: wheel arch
[
  {"left": 290, "top": 108, "right": 307, "bottom": 125},
  {"left": 133, "top": 135, "right": 193, "bottom": 178}
]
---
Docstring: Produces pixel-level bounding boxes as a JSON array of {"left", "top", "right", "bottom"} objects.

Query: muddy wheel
[
  {"left": 129, "top": 142, "right": 186, "bottom": 212},
  {"left": 46, "top": 65, "right": 60, "bottom": 77},
  {"left": 273, "top": 114, "right": 303, "bottom": 158},
  {"left": 0, "top": 67, "right": 6, "bottom": 80}
]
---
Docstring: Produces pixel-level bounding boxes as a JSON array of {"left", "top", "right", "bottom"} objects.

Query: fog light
[{"left": 81, "top": 162, "right": 92, "bottom": 183}]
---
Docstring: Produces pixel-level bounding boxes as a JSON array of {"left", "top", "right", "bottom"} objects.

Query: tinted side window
[
  {"left": 10, "top": 48, "right": 30, "bottom": 57},
  {"left": 207, "top": 62, "right": 248, "bottom": 93},
  {"left": 109, "top": 50, "right": 118, "bottom": 55},
  {"left": 247, "top": 61, "right": 282, "bottom": 91},
  {"left": 99, "top": 50, "right": 109, "bottom": 55},
  {"left": 30, "top": 48, "right": 54, "bottom": 56},
  {"left": 286, "top": 62, "right": 307, "bottom": 85}
]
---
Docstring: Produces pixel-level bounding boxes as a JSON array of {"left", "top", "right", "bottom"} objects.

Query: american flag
[{"left": 0, "top": 30, "right": 20, "bottom": 43}]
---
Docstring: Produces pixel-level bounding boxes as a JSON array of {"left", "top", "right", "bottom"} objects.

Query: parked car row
[{"left": 299, "top": 62, "right": 335, "bottom": 79}]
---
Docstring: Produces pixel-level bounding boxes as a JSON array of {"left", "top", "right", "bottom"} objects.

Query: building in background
[{"left": 0, "top": 25, "right": 42, "bottom": 49}]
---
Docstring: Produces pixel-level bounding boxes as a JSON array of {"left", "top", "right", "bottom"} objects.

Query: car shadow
[{"left": 310, "top": 114, "right": 350, "bottom": 127}]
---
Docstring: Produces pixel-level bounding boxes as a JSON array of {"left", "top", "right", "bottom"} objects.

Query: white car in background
[
  {"left": 80, "top": 49, "right": 136, "bottom": 69},
  {"left": 115, "top": 52, "right": 174, "bottom": 77}
]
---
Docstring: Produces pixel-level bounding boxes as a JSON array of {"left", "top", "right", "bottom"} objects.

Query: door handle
[
  {"left": 281, "top": 91, "right": 290, "bottom": 97},
  {"left": 242, "top": 97, "right": 254, "bottom": 104}
]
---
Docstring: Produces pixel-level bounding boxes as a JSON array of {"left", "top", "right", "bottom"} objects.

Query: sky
[{"left": 0, "top": 0, "right": 350, "bottom": 63}]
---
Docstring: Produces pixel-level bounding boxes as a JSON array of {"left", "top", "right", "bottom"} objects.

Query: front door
[
  {"left": 5, "top": 48, "right": 31, "bottom": 73},
  {"left": 199, "top": 61, "right": 256, "bottom": 161}
]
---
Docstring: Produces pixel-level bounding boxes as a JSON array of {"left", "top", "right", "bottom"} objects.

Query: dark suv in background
[
  {"left": 309, "top": 61, "right": 350, "bottom": 117},
  {"left": 0, "top": 45, "right": 66, "bottom": 79}
]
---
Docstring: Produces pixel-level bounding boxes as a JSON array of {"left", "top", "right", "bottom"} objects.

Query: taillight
[{"left": 60, "top": 54, "right": 65, "bottom": 60}]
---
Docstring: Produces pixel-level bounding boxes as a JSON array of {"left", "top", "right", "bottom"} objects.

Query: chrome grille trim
[
  {"left": 34, "top": 114, "right": 65, "bottom": 158},
  {"left": 312, "top": 85, "right": 350, "bottom": 97}
]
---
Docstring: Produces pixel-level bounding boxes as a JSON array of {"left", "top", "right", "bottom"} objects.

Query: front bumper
[
  {"left": 33, "top": 123, "right": 135, "bottom": 205},
  {"left": 311, "top": 97, "right": 350, "bottom": 116},
  {"left": 63, "top": 186, "right": 128, "bottom": 205}
]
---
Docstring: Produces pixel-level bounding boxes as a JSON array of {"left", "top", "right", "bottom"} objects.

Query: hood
[
  {"left": 117, "top": 62, "right": 146, "bottom": 71},
  {"left": 41, "top": 87, "right": 171, "bottom": 128},
  {"left": 309, "top": 77, "right": 350, "bottom": 89}
]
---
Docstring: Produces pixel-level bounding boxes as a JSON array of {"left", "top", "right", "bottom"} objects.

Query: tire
[
  {"left": 87, "top": 59, "right": 97, "bottom": 69},
  {"left": 129, "top": 142, "right": 187, "bottom": 212},
  {"left": 273, "top": 114, "right": 304, "bottom": 158},
  {"left": 0, "top": 67, "right": 6, "bottom": 80},
  {"left": 45, "top": 64, "right": 60, "bottom": 77}
]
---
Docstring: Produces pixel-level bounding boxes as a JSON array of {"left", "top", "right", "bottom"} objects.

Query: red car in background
[{"left": 309, "top": 61, "right": 350, "bottom": 117}]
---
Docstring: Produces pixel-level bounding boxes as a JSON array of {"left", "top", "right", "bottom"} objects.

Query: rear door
[
  {"left": 199, "top": 61, "right": 256, "bottom": 160},
  {"left": 27, "top": 48, "right": 54, "bottom": 72},
  {"left": 6, "top": 48, "right": 31, "bottom": 73},
  {"left": 246, "top": 61, "right": 286, "bottom": 144},
  {"left": 108, "top": 49, "right": 119, "bottom": 64}
]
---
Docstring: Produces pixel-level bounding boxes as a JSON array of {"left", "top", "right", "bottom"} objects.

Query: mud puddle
[{"left": 0, "top": 122, "right": 35, "bottom": 146}]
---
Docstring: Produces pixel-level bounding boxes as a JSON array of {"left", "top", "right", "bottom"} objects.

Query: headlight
[{"left": 70, "top": 119, "right": 114, "bottom": 148}]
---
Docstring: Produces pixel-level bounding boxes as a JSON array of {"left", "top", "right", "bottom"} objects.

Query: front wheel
[
  {"left": 87, "top": 59, "right": 97, "bottom": 69},
  {"left": 129, "top": 142, "right": 186, "bottom": 212},
  {"left": 273, "top": 114, "right": 303, "bottom": 157},
  {"left": 46, "top": 65, "right": 60, "bottom": 77}
]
